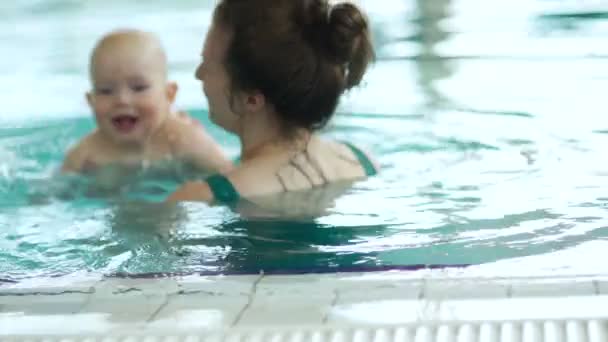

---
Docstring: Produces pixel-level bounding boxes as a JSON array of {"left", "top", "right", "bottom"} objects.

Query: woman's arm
[{"left": 166, "top": 181, "right": 214, "bottom": 203}]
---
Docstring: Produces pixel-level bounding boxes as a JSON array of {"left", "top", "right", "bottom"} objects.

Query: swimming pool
[{"left": 2, "top": 0, "right": 608, "bottom": 283}]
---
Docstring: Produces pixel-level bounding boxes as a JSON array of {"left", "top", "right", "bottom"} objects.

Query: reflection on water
[
  {"left": 1, "top": 0, "right": 608, "bottom": 280},
  {"left": 413, "top": 0, "right": 454, "bottom": 110}
]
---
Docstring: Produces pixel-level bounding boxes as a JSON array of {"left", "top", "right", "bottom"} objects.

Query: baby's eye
[
  {"left": 95, "top": 87, "right": 113, "bottom": 95},
  {"left": 132, "top": 84, "right": 149, "bottom": 92}
]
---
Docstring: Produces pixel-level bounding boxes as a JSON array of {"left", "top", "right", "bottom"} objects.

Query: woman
[{"left": 168, "top": 0, "right": 378, "bottom": 205}]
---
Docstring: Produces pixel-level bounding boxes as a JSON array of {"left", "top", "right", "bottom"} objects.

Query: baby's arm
[
  {"left": 170, "top": 114, "right": 233, "bottom": 174},
  {"left": 60, "top": 135, "right": 95, "bottom": 173},
  {"left": 61, "top": 143, "right": 86, "bottom": 173}
]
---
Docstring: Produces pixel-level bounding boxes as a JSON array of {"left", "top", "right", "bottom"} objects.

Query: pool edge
[{"left": 1, "top": 271, "right": 608, "bottom": 340}]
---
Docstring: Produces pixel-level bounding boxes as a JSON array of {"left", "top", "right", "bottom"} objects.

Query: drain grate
[{"left": 2, "top": 320, "right": 607, "bottom": 342}]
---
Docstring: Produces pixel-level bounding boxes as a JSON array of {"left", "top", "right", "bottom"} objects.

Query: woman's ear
[
  {"left": 230, "top": 90, "right": 266, "bottom": 116},
  {"left": 243, "top": 91, "right": 265, "bottom": 113}
]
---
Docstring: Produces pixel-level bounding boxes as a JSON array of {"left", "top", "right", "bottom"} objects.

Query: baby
[{"left": 62, "top": 29, "right": 232, "bottom": 175}]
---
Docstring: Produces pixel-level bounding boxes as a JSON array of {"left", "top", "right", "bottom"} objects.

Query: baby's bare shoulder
[
  {"left": 62, "top": 132, "right": 101, "bottom": 172},
  {"left": 61, "top": 134, "right": 92, "bottom": 172}
]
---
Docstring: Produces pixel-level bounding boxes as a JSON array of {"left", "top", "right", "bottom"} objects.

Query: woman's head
[{"left": 197, "top": 0, "right": 374, "bottom": 136}]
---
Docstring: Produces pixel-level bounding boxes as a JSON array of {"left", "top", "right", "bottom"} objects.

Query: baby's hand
[
  {"left": 176, "top": 111, "right": 203, "bottom": 127},
  {"left": 168, "top": 112, "right": 233, "bottom": 174}
]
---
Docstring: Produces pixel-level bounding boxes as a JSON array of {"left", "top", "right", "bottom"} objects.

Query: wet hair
[{"left": 213, "top": 0, "right": 374, "bottom": 133}]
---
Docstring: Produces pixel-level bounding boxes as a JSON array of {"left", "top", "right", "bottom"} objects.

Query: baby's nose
[{"left": 115, "top": 88, "right": 132, "bottom": 104}]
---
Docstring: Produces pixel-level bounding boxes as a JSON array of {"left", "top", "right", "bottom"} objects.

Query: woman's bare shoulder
[{"left": 317, "top": 137, "right": 380, "bottom": 176}]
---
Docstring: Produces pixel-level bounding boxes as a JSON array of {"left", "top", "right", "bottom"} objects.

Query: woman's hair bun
[{"left": 326, "top": 2, "right": 374, "bottom": 88}]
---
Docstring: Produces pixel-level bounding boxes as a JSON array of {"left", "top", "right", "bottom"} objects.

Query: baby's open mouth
[{"left": 112, "top": 115, "right": 139, "bottom": 133}]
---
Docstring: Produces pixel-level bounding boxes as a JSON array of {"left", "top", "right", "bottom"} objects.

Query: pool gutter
[{"left": 1, "top": 270, "right": 608, "bottom": 341}]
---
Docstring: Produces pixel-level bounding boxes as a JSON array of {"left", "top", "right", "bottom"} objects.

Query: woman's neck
[{"left": 239, "top": 127, "right": 311, "bottom": 162}]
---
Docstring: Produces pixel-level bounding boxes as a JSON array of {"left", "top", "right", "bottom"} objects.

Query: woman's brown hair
[{"left": 213, "top": 0, "right": 374, "bottom": 134}]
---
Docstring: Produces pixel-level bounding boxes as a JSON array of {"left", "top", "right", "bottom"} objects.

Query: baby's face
[{"left": 88, "top": 43, "right": 175, "bottom": 146}]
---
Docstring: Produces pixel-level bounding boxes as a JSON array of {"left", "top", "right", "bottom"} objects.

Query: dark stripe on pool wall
[
  {"left": 0, "top": 265, "right": 472, "bottom": 284},
  {"left": 106, "top": 264, "right": 472, "bottom": 279}
]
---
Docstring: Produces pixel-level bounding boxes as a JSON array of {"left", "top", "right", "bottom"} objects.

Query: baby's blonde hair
[{"left": 89, "top": 29, "right": 168, "bottom": 81}]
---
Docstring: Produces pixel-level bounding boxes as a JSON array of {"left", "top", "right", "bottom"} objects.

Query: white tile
[
  {"left": 148, "top": 292, "right": 249, "bottom": 329},
  {"left": 235, "top": 274, "right": 336, "bottom": 326},
  {"left": 237, "top": 294, "right": 333, "bottom": 326},
  {"left": 336, "top": 280, "right": 423, "bottom": 304},
  {"left": 329, "top": 272, "right": 427, "bottom": 323},
  {"left": 255, "top": 274, "right": 337, "bottom": 297},
  {"left": 328, "top": 296, "right": 608, "bottom": 325},
  {"left": 0, "top": 277, "right": 97, "bottom": 296},
  {"left": 424, "top": 279, "right": 509, "bottom": 300},
  {"left": 176, "top": 275, "right": 260, "bottom": 297},
  {"left": 596, "top": 280, "right": 608, "bottom": 295},
  {"left": 0, "top": 292, "right": 90, "bottom": 315},
  {"left": 81, "top": 292, "right": 166, "bottom": 323},
  {"left": 81, "top": 278, "right": 180, "bottom": 323},
  {"left": 510, "top": 279, "right": 595, "bottom": 297},
  {"left": 93, "top": 277, "right": 179, "bottom": 296},
  {"left": 0, "top": 312, "right": 136, "bottom": 336},
  {"left": 327, "top": 299, "right": 427, "bottom": 325}
]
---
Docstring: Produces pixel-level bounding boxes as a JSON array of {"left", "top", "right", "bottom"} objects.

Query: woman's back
[{"left": 223, "top": 136, "right": 377, "bottom": 200}]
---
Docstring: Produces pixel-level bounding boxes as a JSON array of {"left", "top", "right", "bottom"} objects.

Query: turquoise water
[{"left": 2, "top": 0, "right": 608, "bottom": 280}]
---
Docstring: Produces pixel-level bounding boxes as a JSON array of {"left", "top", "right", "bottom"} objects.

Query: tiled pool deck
[{"left": 2, "top": 270, "right": 608, "bottom": 341}]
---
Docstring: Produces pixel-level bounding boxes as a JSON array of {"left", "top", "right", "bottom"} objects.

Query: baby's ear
[
  {"left": 85, "top": 92, "right": 94, "bottom": 107},
  {"left": 166, "top": 82, "right": 178, "bottom": 104}
]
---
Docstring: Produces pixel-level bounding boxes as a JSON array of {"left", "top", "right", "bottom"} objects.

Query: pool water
[{"left": 2, "top": 0, "right": 608, "bottom": 281}]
